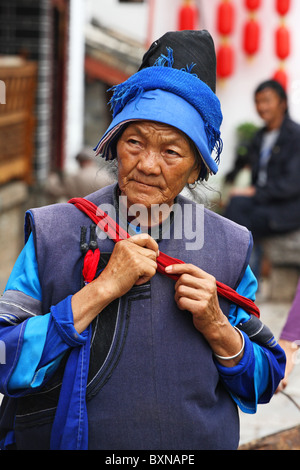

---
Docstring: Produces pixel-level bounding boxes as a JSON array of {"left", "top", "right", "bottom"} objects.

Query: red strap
[{"left": 69, "top": 197, "right": 260, "bottom": 318}]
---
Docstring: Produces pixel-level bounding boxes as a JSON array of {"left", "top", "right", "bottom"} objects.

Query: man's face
[
  {"left": 116, "top": 121, "right": 200, "bottom": 210},
  {"left": 255, "top": 88, "right": 286, "bottom": 127}
]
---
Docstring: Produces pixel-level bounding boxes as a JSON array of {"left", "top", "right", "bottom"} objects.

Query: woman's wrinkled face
[{"left": 116, "top": 121, "right": 200, "bottom": 210}]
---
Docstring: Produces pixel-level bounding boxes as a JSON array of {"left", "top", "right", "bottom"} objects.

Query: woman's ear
[{"left": 188, "top": 161, "right": 202, "bottom": 185}]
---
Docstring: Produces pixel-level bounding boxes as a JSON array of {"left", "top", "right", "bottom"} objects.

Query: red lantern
[
  {"left": 178, "top": 1, "right": 198, "bottom": 31},
  {"left": 276, "top": 25, "right": 290, "bottom": 60},
  {"left": 245, "top": 0, "right": 261, "bottom": 10},
  {"left": 273, "top": 68, "right": 288, "bottom": 90},
  {"left": 276, "top": 0, "right": 291, "bottom": 16},
  {"left": 217, "top": 43, "right": 234, "bottom": 78},
  {"left": 274, "top": 0, "right": 291, "bottom": 91},
  {"left": 217, "top": 1, "right": 235, "bottom": 35},
  {"left": 243, "top": 19, "right": 260, "bottom": 55},
  {"left": 243, "top": 0, "right": 261, "bottom": 57}
]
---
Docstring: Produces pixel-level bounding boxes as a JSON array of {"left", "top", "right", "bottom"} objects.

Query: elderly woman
[{"left": 0, "top": 31, "right": 285, "bottom": 450}]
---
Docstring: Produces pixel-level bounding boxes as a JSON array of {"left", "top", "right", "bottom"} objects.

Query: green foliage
[{"left": 235, "top": 122, "right": 259, "bottom": 156}]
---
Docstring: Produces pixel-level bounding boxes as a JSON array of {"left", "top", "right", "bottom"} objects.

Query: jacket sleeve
[
  {"left": 279, "top": 279, "right": 300, "bottom": 343},
  {"left": 254, "top": 122, "right": 300, "bottom": 203},
  {"left": 0, "top": 234, "right": 87, "bottom": 396},
  {"left": 255, "top": 153, "right": 300, "bottom": 202},
  {"left": 215, "top": 266, "right": 286, "bottom": 413}
]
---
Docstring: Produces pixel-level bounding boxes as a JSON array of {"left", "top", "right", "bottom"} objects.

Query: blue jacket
[{"left": 0, "top": 184, "right": 285, "bottom": 450}]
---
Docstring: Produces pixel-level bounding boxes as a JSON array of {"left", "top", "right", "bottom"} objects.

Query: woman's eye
[
  {"left": 128, "top": 138, "right": 140, "bottom": 146},
  {"left": 166, "top": 149, "right": 180, "bottom": 156}
]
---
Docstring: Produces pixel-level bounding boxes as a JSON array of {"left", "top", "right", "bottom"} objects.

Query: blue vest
[{"left": 15, "top": 184, "right": 251, "bottom": 450}]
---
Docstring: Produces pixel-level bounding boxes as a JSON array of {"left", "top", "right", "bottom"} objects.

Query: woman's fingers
[
  {"left": 165, "top": 263, "right": 208, "bottom": 279},
  {"left": 166, "top": 264, "right": 216, "bottom": 294},
  {"left": 127, "top": 233, "right": 159, "bottom": 257},
  {"left": 166, "top": 263, "right": 224, "bottom": 333},
  {"left": 100, "top": 233, "right": 159, "bottom": 297}
]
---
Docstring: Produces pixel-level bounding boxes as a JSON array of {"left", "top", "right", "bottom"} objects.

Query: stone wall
[
  {"left": 0, "top": 182, "right": 29, "bottom": 292},
  {"left": 263, "top": 231, "right": 300, "bottom": 302}
]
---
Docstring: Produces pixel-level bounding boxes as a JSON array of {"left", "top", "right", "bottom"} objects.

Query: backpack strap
[{"left": 69, "top": 197, "right": 260, "bottom": 318}]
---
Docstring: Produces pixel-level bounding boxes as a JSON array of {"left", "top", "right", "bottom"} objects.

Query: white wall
[
  {"left": 209, "top": 0, "right": 300, "bottom": 175},
  {"left": 82, "top": 0, "right": 300, "bottom": 176},
  {"left": 65, "top": 0, "right": 86, "bottom": 172},
  {"left": 150, "top": 0, "right": 300, "bottom": 175},
  {"left": 85, "top": 0, "right": 148, "bottom": 43}
]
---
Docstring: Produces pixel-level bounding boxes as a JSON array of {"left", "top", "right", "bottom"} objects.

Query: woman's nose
[{"left": 137, "top": 150, "right": 161, "bottom": 175}]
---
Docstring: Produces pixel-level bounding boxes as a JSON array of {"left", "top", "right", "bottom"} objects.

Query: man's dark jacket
[{"left": 250, "top": 115, "right": 300, "bottom": 232}]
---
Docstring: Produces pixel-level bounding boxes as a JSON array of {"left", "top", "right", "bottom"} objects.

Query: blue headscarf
[{"left": 94, "top": 47, "right": 223, "bottom": 180}]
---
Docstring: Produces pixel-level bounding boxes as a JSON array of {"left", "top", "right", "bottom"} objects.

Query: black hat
[{"left": 138, "top": 30, "right": 217, "bottom": 93}]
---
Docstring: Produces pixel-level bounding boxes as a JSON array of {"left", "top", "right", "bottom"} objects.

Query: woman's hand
[
  {"left": 167, "top": 263, "right": 223, "bottom": 332},
  {"left": 72, "top": 233, "right": 159, "bottom": 334},
  {"left": 99, "top": 233, "right": 159, "bottom": 299},
  {"left": 165, "top": 263, "right": 244, "bottom": 367}
]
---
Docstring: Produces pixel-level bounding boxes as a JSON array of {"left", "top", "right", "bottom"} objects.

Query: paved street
[{"left": 239, "top": 299, "right": 300, "bottom": 447}]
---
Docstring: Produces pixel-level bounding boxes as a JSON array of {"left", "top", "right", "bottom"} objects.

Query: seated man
[
  {"left": 224, "top": 79, "right": 300, "bottom": 276},
  {"left": 225, "top": 80, "right": 300, "bottom": 241}
]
